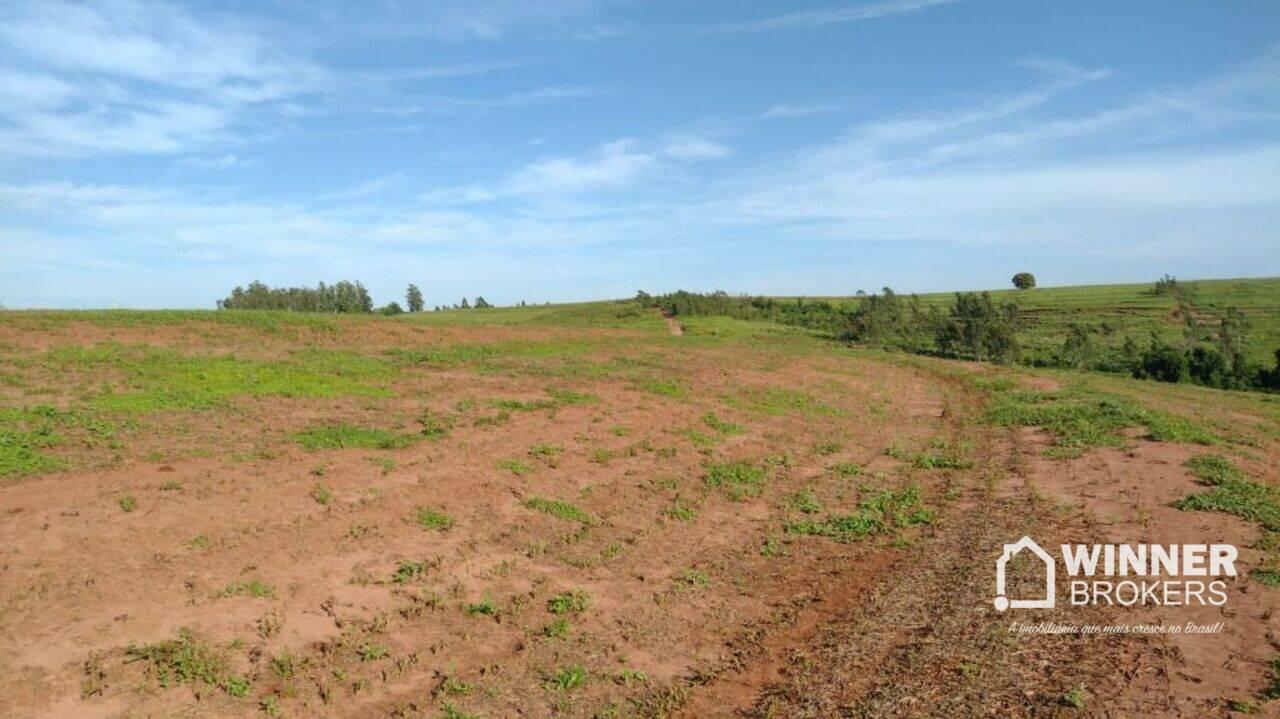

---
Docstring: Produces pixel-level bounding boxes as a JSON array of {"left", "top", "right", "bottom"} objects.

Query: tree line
[
  {"left": 642, "top": 278, "right": 1280, "bottom": 393},
  {"left": 217, "top": 281, "right": 505, "bottom": 315}
]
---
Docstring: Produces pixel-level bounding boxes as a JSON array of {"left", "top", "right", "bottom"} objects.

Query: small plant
[
  {"left": 675, "top": 568, "right": 710, "bottom": 590},
  {"left": 415, "top": 506, "right": 454, "bottom": 531},
  {"left": 440, "top": 676, "right": 472, "bottom": 695},
  {"left": 420, "top": 409, "right": 454, "bottom": 439},
  {"left": 528, "top": 443, "right": 563, "bottom": 461},
  {"left": 293, "top": 424, "right": 415, "bottom": 450},
  {"left": 663, "top": 498, "right": 698, "bottom": 522},
  {"left": 1059, "top": 686, "right": 1086, "bottom": 708},
  {"left": 787, "top": 488, "right": 823, "bottom": 514},
  {"left": 440, "top": 702, "right": 479, "bottom": 719},
  {"left": 524, "top": 496, "right": 595, "bottom": 525},
  {"left": 217, "top": 579, "right": 275, "bottom": 599},
  {"left": 159, "top": 480, "right": 183, "bottom": 491},
  {"left": 465, "top": 597, "right": 499, "bottom": 616},
  {"left": 358, "top": 642, "right": 390, "bottom": 662},
  {"left": 125, "top": 629, "right": 250, "bottom": 697},
  {"left": 547, "top": 665, "right": 588, "bottom": 692},
  {"left": 392, "top": 560, "right": 428, "bottom": 584},
  {"left": 497, "top": 458, "right": 533, "bottom": 476},
  {"left": 548, "top": 590, "right": 590, "bottom": 615},
  {"left": 831, "top": 461, "right": 862, "bottom": 477},
  {"left": 119, "top": 495, "right": 137, "bottom": 513},
  {"left": 760, "top": 534, "right": 785, "bottom": 557},
  {"left": 185, "top": 534, "right": 212, "bottom": 550},
  {"left": 367, "top": 455, "right": 396, "bottom": 474},
  {"left": 543, "top": 618, "right": 571, "bottom": 639},
  {"left": 701, "top": 412, "right": 744, "bottom": 435},
  {"left": 311, "top": 484, "right": 333, "bottom": 505},
  {"left": 812, "top": 441, "right": 842, "bottom": 456},
  {"left": 270, "top": 650, "right": 303, "bottom": 679}
]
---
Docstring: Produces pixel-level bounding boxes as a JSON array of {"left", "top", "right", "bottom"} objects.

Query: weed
[
  {"left": 786, "top": 487, "right": 933, "bottom": 542},
  {"left": 812, "top": 441, "right": 842, "bottom": 455},
  {"left": 528, "top": 443, "right": 564, "bottom": 461},
  {"left": 441, "top": 676, "right": 472, "bottom": 695},
  {"left": 366, "top": 456, "right": 396, "bottom": 474},
  {"left": 293, "top": 424, "right": 416, "bottom": 451},
  {"left": 159, "top": 480, "right": 183, "bottom": 491},
  {"left": 1059, "top": 686, "right": 1087, "bottom": 708},
  {"left": 663, "top": 498, "right": 699, "bottom": 522},
  {"left": 358, "top": 642, "right": 390, "bottom": 662},
  {"left": 415, "top": 507, "right": 454, "bottom": 531},
  {"left": 703, "top": 460, "right": 766, "bottom": 499},
  {"left": 420, "top": 410, "right": 454, "bottom": 439},
  {"left": 787, "top": 488, "right": 823, "bottom": 514},
  {"left": 185, "top": 534, "right": 212, "bottom": 550},
  {"left": 675, "top": 568, "right": 710, "bottom": 590},
  {"left": 1175, "top": 455, "right": 1280, "bottom": 531},
  {"left": 760, "top": 535, "right": 786, "bottom": 557},
  {"left": 634, "top": 377, "right": 684, "bottom": 398},
  {"left": 543, "top": 618, "right": 571, "bottom": 639},
  {"left": 270, "top": 650, "right": 304, "bottom": 679},
  {"left": 440, "top": 702, "right": 478, "bottom": 719},
  {"left": 311, "top": 484, "right": 333, "bottom": 505},
  {"left": 524, "top": 496, "right": 595, "bottom": 525},
  {"left": 119, "top": 495, "right": 137, "bottom": 513},
  {"left": 830, "top": 461, "right": 862, "bottom": 477},
  {"left": 548, "top": 590, "right": 590, "bottom": 615},
  {"left": 393, "top": 560, "right": 429, "bottom": 584},
  {"left": 497, "top": 458, "right": 533, "bottom": 476},
  {"left": 547, "top": 665, "right": 588, "bottom": 692},
  {"left": 217, "top": 579, "right": 275, "bottom": 599},
  {"left": 701, "top": 412, "right": 744, "bottom": 435},
  {"left": 465, "top": 598, "right": 499, "bottom": 616},
  {"left": 125, "top": 629, "right": 250, "bottom": 697}
]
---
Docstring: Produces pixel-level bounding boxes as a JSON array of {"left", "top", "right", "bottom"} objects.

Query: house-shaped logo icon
[{"left": 994, "top": 536, "right": 1055, "bottom": 612}]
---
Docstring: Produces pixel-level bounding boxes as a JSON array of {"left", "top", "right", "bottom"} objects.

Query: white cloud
[
  {"left": 663, "top": 136, "right": 731, "bottom": 160},
  {"left": 759, "top": 102, "right": 839, "bottom": 119},
  {"left": 505, "top": 139, "right": 656, "bottom": 194},
  {"left": 714, "top": 0, "right": 956, "bottom": 33},
  {"left": 0, "top": 0, "right": 325, "bottom": 157}
]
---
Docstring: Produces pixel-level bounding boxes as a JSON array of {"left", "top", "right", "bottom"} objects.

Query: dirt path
[{"left": 659, "top": 309, "right": 684, "bottom": 336}]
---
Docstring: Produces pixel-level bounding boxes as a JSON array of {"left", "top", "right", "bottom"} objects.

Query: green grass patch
[
  {"left": 1174, "top": 473, "right": 1280, "bottom": 531},
  {"left": 216, "top": 579, "right": 275, "bottom": 599},
  {"left": 524, "top": 496, "right": 595, "bottom": 525},
  {"left": 497, "top": 458, "right": 534, "bottom": 476},
  {"left": 548, "top": 590, "right": 590, "bottom": 615},
  {"left": 125, "top": 629, "right": 251, "bottom": 697},
  {"left": 703, "top": 460, "right": 767, "bottom": 499},
  {"left": 546, "top": 665, "right": 588, "bottom": 692},
  {"left": 701, "top": 412, "right": 744, "bottom": 435},
  {"left": 48, "top": 344, "right": 392, "bottom": 412},
  {"left": 292, "top": 424, "right": 417, "bottom": 450},
  {"left": 786, "top": 486, "right": 933, "bottom": 542},
  {"left": 724, "top": 387, "right": 841, "bottom": 417},
  {"left": 986, "top": 385, "right": 1216, "bottom": 457},
  {"left": 415, "top": 507, "right": 454, "bottom": 531}
]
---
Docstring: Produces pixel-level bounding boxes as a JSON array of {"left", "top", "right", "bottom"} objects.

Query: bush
[
  {"left": 1134, "top": 342, "right": 1188, "bottom": 383},
  {"left": 1012, "top": 272, "right": 1036, "bottom": 290}
]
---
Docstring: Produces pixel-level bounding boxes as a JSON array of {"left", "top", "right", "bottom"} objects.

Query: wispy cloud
[
  {"left": 713, "top": 0, "right": 956, "bottom": 33},
  {"left": 759, "top": 102, "right": 840, "bottom": 119},
  {"left": 663, "top": 136, "right": 731, "bottom": 160},
  {"left": 0, "top": 0, "right": 325, "bottom": 157}
]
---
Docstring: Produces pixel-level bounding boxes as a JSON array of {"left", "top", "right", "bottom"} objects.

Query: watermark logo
[
  {"left": 994, "top": 537, "right": 1238, "bottom": 612},
  {"left": 994, "top": 536, "right": 1054, "bottom": 612}
]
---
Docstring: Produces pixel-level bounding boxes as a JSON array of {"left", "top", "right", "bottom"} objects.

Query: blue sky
[{"left": 2, "top": 0, "right": 1278, "bottom": 309}]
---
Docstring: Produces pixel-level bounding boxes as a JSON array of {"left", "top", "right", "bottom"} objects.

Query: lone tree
[
  {"left": 1012, "top": 272, "right": 1037, "bottom": 290},
  {"left": 406, "top": 284, "right": 424, "bottom": 313}
]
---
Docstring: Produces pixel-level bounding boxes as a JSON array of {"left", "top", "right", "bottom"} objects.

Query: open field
[{"left": 3, "top": 300, "right": 1280, "bottom": 718}]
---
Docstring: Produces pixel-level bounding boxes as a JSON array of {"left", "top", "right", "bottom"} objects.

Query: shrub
[{"left": 1011, "top": 272, "right": 1036, "bottom": 290}]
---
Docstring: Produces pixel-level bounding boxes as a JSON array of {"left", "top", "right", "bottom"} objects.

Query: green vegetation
[
  {"left": 785, "top": 486, "right": 933, "bottom": 542},
  {"left": 218, "top": 279, "right": 373, "bottom": 313},
  {"left": 393, "top": 560, "right": 429, "bottom": 584},
  {"left": 524, "top": 496, "right": 595, "bottom": 525},
  {"left": 703, "top": 460, "right": 766, "bottom": 499},
  {"left": 546, "top": 665, "right": 588, "bottom": 692},
  {"left": 311, "top": 484, "right": 333, "bottom": 505},
  {"left": 415, "top": 507, "right": 454, "bottom": 531},
  {"left": 119, "top": 494, "right": 137, "bottom": 513},
  {"left": 497, "top": 458, "right": 534, "bottom": 475},
  {"left": 216, "top": 579, "right": 275, "bottom": 599},
  {"left": 1175, "top": 455, "right": 1280, "bottom": 531},
  {"left": 725, "top": 387, "right": 839, "bottom": 417},
  {"left": 548, "top": 590, "right": 590, "bottom": 615},
  {"left": 46, "top": 344, "right": 393, "bottom": 412},
  {"left": 701, "top": 412, "right": 744, "bottom": 435},
  {"left": 986, "top": 383, "right": 1215, "bottom": 457},
  {"left": 292, "top": 424, "right": 416, "bottom": 450},
  {"left": 125, "top": 629, "right": 250, "bottom": 697},
  {"left": 465, "top": 598, "right": 499, "bottom": 616}
]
